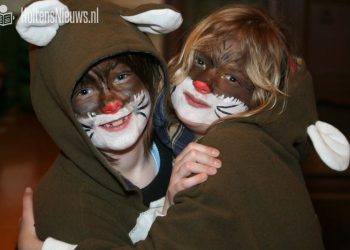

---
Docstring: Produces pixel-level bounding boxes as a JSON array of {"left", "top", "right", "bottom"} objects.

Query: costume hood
[
  {"left": 238, "top": 60, "right": 317, "bottom": 161},
  {"left": 217, "top": 59, "right": 349, "bottom": 171},
  {"left": 16, "top": 0, "right": 182, "bottom": 192}
]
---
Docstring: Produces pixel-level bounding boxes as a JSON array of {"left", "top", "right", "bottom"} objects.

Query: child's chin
[
  {"left": 179, "top": 116, "right": 210, "bottom": 135},
  {"left": 93, "top": 135, "right": 139, "bottom": 152}
]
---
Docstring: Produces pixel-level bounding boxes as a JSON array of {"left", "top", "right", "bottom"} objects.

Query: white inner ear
[
  {"left": 307, "top": 121, "right": 350, "bottom": 171},
  {"left": 121, "top": 8, "right": 182, "bottom": 34},
  {"left": 16, "top": 0, "right": 70, "bottom": 46}
]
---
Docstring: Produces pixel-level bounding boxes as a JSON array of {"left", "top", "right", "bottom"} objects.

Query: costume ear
[
  {"left": 120, "top": 5, "right": 182, "bottom": 34},
  {"left": 16, "top": 0, "right": 69, "bottom": 46},
  {"left": 307, "top": 121, "right": 350, "bottom": 171}
]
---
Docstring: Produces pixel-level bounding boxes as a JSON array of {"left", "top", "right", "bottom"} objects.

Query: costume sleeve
[
  {"left": 34, "top": 168, "right": 140, "bottom": 249},
  {"left": 42, "top": 198, "right": 165, "bottom": 249},
  {"left": 75, "top": 123, "right": 324, "bottom": 250}
]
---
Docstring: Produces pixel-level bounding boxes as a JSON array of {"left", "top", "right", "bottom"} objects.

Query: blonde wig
[{"left": 168, "top": 4, "right": 292, "bottom": 117}]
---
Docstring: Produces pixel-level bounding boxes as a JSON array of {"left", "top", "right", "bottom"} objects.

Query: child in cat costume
[
  {"left": 18, "top": 3, "right": 349, "bottom": 250},
  {"left": 16, "top": 0, "right": 222, "bottom": 248}
]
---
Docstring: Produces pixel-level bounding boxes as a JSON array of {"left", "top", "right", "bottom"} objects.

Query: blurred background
[{"left": 0, "top": 0, "right": 349, "bottom": 249}]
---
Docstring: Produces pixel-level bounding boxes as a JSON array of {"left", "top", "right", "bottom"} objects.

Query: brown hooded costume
[
  {"left": 17, "top": 0, "right": 325, "bottom": 249},
  {"left": 77, "top": 66, "right": 324, "bottom": 249},
  {"left": 80, "top": 61, "right": 324, "bottom": 250},
  {"left": 16, "top": 0, "right": 182, "bottom": 246}
]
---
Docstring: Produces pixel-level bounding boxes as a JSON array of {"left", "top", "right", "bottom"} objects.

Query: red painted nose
[
  {"left": 101, "top": 100, "right": 122, "bottom": 114},
  {"left": 193, "top": 80, "right": 211, "bottom": 94}
]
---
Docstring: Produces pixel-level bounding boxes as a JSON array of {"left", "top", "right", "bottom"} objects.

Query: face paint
[
  {"left": 171, "top": 76, "right": 248, "bottom": 131},
  {"left": 72, "top": 60, "right": 151, "bottom": 151},
  {"left": 76, "top": 90, "right": 151, "bottom": 151}
]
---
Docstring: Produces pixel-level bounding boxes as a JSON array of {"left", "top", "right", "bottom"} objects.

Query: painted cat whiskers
[
  {"left": 171, "top": 77, "right": 248, "bottom": 126},
  {"left": 133, "top": 90, "right": 150, "bottom": 119},
  {"left": 213, "top": 94, "right": 247, "bottom": 118},
  {"left": 77, "top": 90, "right": 151, "bottom": 151}
]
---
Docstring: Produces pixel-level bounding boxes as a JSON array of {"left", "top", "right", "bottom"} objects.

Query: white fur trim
[
  {"left": 307, "top": 121, "right": 350, "bottom": 171},
  {"left": 16, "top": 0, "right": 69, "bottom": 46},
  {"left": 42, "top": 237, "right": 76, "bottom": 250},
  {"left": 129, "top": 197, "right": 165, "bottom": 244},
  {"left": 121, "top": 8, "right": 182, "bottom": 34}
]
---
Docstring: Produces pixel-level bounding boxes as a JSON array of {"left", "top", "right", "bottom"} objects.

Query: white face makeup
[
  {"left": 171, "top": 77, "right": 248, "bottom": 133},
  {"left": 77, "top": 90, "right": 151, "bottom": 151}
]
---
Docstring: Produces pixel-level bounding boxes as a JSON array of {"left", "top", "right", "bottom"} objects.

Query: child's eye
[
  {"left": 224, "top": 74, "right": 239, "bottom": 85},
  {"left": 194, "top": 57, "right": 206, "bottom": 69},
  {"left": 114, "top": 73, "right": 132, "bottom": 84},
  {"left": 226, "top": 75, "right": 237, "bottom": 82},
  {"left": 116, "top": 74, "right": 128, "bottom": 81},
  {"left": 77, "top": 88, "right": 92, "bottom": 96}
]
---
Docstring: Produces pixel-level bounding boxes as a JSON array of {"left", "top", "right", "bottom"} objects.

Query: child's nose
[
  {"left": 193, "top": 80, "right": 211, "bottom": 94},
  {"left": 101, "top": 100, "right": 123, "bottom": 114}
]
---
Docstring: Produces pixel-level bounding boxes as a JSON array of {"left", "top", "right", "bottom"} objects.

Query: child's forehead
[
  {"left": 93, "top": 58, "right": 129, "bottom": 71},
  {"left": 75, "top": 59, "right": 131, "bottom": 87},
  {"left": 83, "top": 59, "right": 132, "bottom": 78},
  {"left": 195, "top": 40, "right": 243, "bottom": 67}
]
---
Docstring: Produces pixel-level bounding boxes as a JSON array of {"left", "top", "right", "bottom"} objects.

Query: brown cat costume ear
[{"left": 16, "top": 0, "right": 182, "bottom": 46}]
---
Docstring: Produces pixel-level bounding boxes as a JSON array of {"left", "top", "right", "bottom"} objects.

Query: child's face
[
  {"left": 72, "top": 60, "right": 151, "bottom": 151},
  {"left": 171, "top": 43, "right": 254, "bottom": 134}
]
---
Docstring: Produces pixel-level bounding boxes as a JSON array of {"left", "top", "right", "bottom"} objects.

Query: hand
[
  {"left": 18, "top": 187, "right": 44, "bottom": 250},
  {"left": 163, "top": 142, "right": 221, "bottom": 214}
]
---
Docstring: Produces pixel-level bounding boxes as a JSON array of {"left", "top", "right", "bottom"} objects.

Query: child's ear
[
  {"left": 16, "top": 0, "right": 70, "bottom": 46},
  {"left": 120, "top": 4, "right": 182, "bottom": 35}
]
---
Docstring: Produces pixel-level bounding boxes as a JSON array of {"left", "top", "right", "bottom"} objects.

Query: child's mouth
[
  {"left": 99, "top": 114, "right": 132, "bottom": 132},
  {"left": 184, "top": 92, "right": 210, "bottom": 108}
]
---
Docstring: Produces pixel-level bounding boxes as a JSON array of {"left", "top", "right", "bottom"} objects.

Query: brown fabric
[
  {"left": 77, "top": 61, "right": 325, "bottom": 249},
  {"left": 28, "top": 0, "right": 175, "bottom": 245}
]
